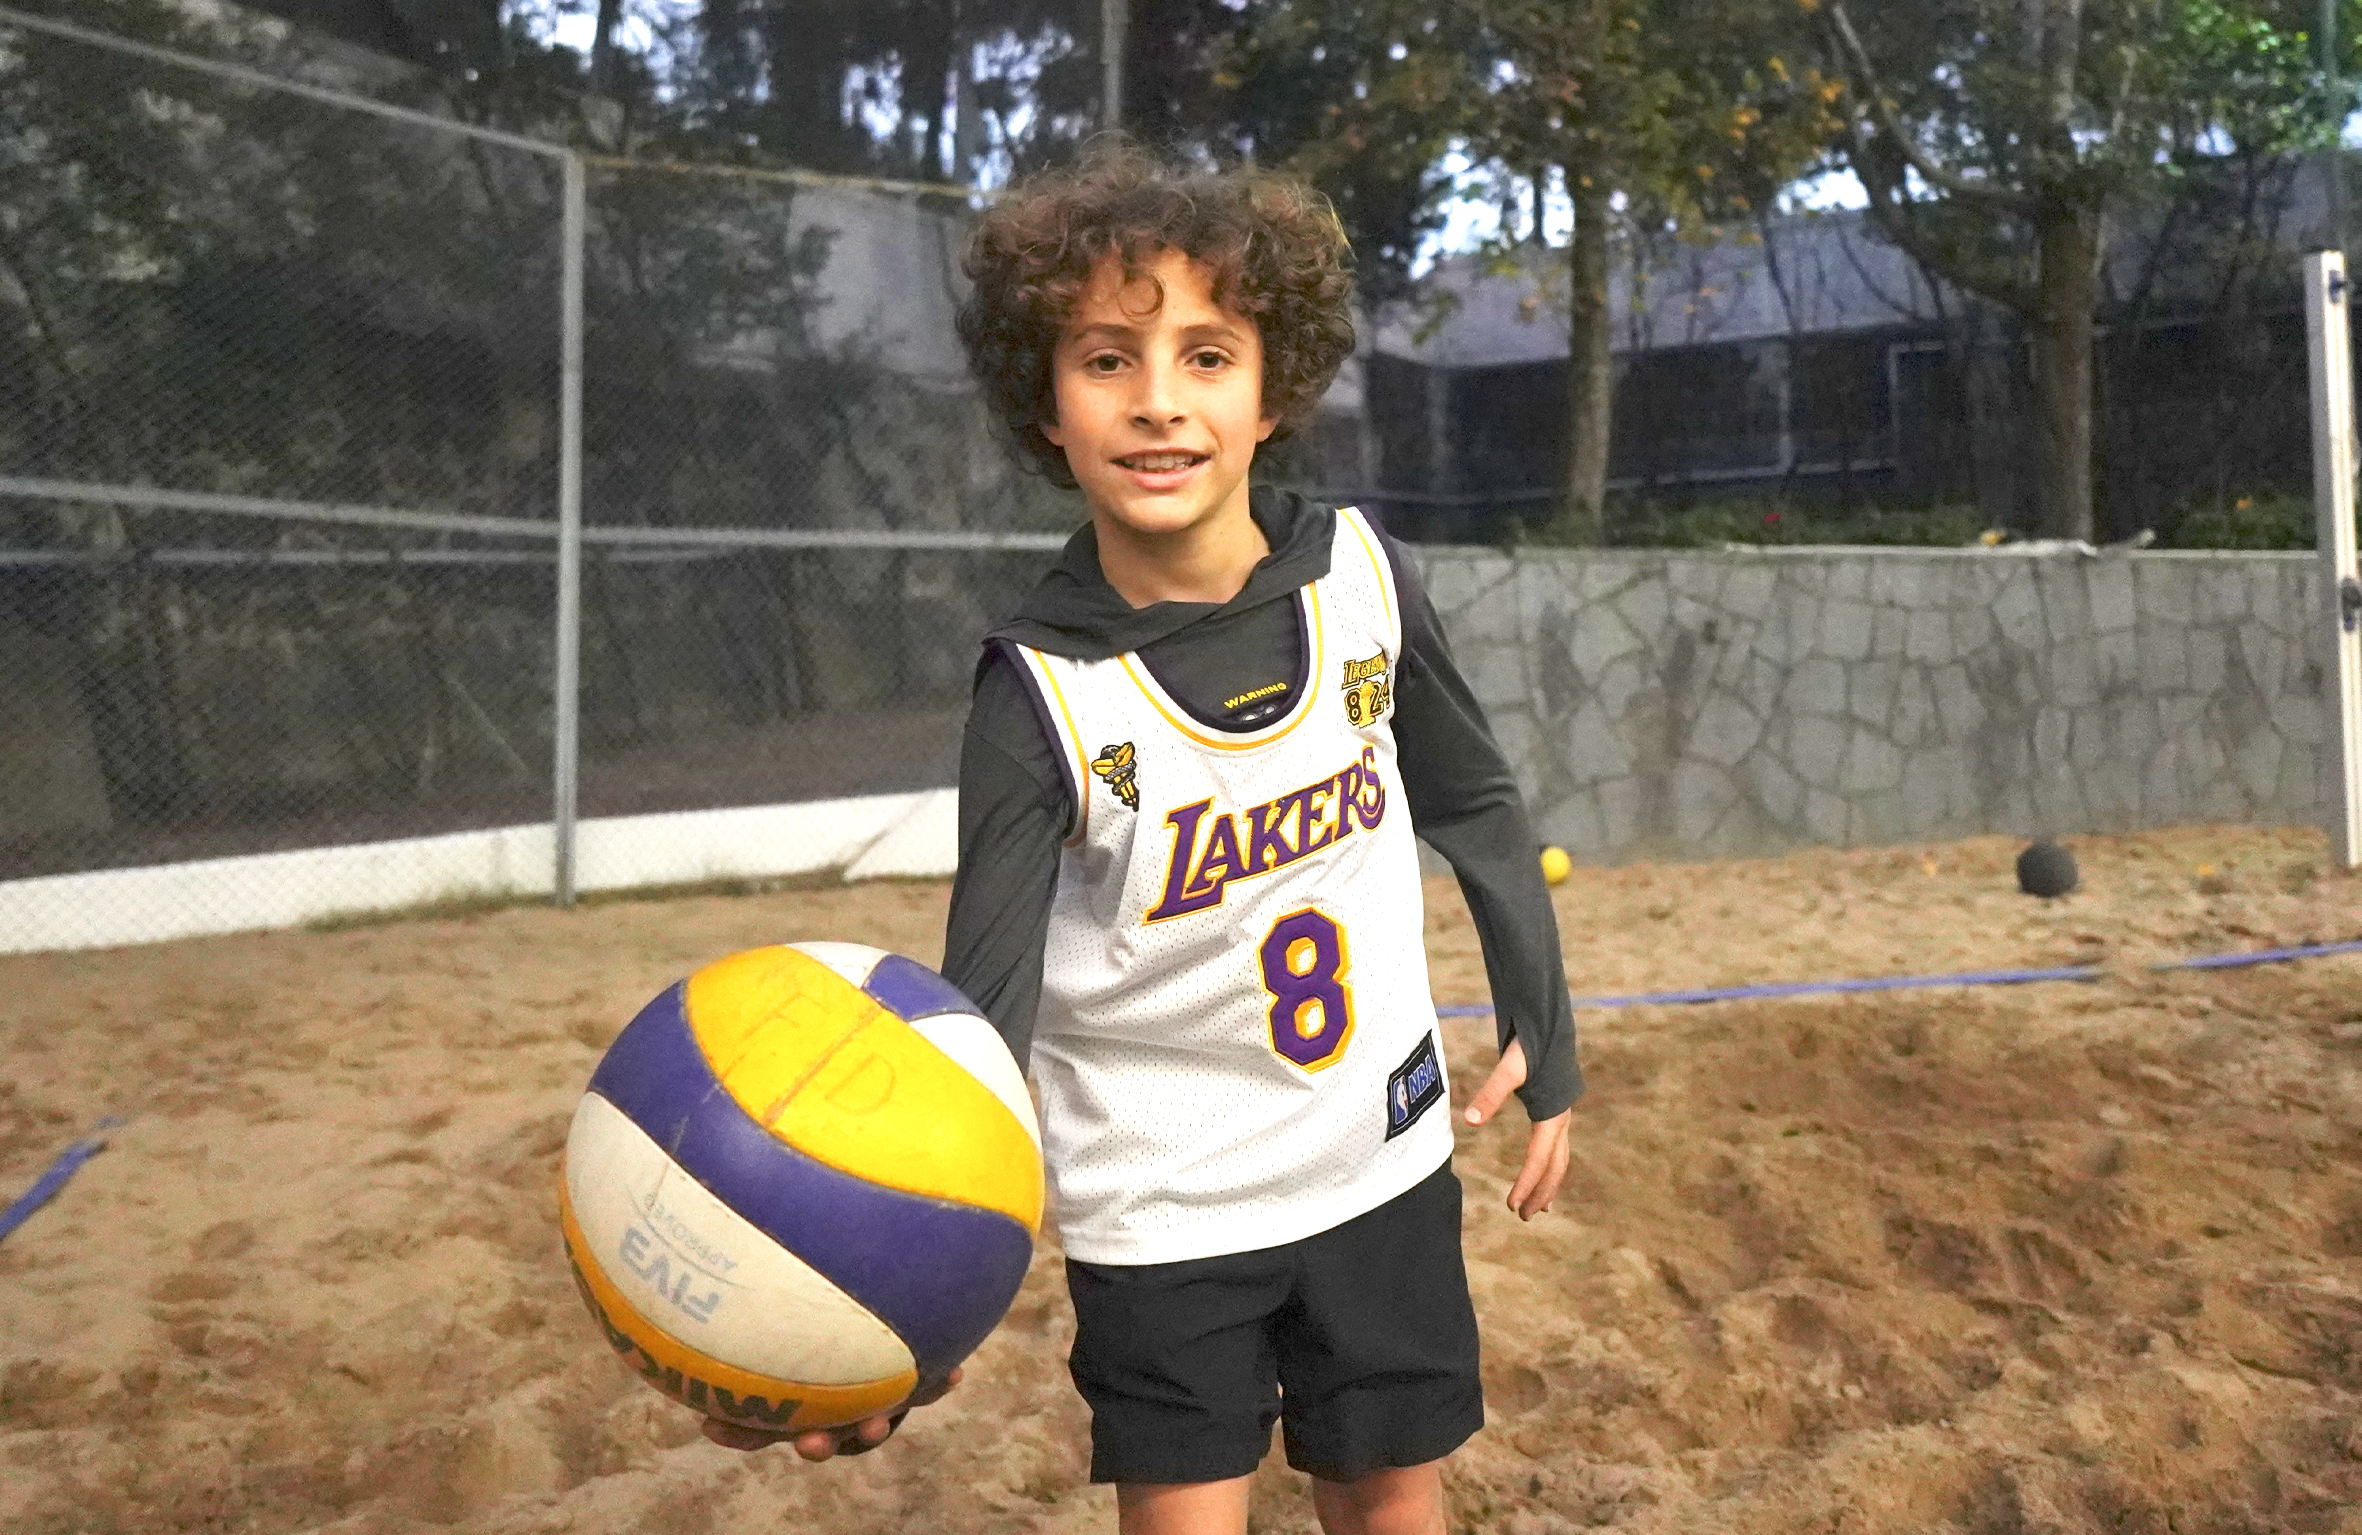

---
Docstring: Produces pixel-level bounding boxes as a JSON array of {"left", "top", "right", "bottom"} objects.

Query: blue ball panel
[
  {"left": 589, "top": 982, "right": 1034, "bottom": 1381},
  {"left": 862, "top": 953, "right": 982, "bottom": 1023}
]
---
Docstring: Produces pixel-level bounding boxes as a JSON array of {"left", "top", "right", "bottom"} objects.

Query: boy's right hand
[{"left": 699, "top": 1367, "right": 962, "bottom": 1461}]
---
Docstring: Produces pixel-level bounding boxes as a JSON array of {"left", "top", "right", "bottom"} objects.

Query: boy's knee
[{"left": 1308, "top": 1460, "right": 1445, "bottom": 1535}]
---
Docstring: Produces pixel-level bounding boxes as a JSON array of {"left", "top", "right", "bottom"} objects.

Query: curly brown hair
[{"left": 955, "top": 137, "right": 1356, "bottom": 488}]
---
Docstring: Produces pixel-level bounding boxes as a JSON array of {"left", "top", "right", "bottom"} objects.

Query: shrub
[
  {"left": 1521, "top": 495, "right": 1991, "bottom": 549},
  {"left": 2162, "top": 494, "right": 2315, "bottom": 550}
]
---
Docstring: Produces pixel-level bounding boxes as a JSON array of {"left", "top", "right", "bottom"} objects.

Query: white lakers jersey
[{"left": 1010, "top": 507, "right": 1454, "bottom": 1265}]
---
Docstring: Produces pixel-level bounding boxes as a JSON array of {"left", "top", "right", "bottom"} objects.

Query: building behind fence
[{"left": 1363, "top": 168, "right": 2349, "bottom": 546}]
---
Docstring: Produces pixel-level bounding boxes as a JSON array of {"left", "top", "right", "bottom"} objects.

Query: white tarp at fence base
[{"left": 0, "top": 789, "right": 959, "bottom": 955}]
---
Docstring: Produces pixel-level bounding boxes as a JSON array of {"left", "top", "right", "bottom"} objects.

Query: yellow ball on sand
[{"left": 1538, "top": 846, "right": 1571, "bottom": 886}]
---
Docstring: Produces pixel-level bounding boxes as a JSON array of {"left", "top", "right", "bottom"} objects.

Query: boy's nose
[{"left": 1128, "top": 357, "right": 1186, "bottom": 425}]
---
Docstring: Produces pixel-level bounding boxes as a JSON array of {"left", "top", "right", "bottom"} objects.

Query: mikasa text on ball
[{"left": 560, "top": 942, "right": 1042, "bottom": 1433}]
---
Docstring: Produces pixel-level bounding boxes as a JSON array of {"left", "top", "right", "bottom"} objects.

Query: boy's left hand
[{"left": 1461, "top": 1037, "right": 1571, "bottom": 1221}]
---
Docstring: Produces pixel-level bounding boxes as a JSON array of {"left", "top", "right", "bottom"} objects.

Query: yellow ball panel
[
  {"left": 684, "top": 946, "right": 876, "bottom": 1088},
  {"left": 1539, "top": 846, "right": 1572, "bottom": 885},
  {"left": 684, "top": 947, "right": 1043, "bottom": 1234},
  {"left": 561, "top": 1183, "right": 918, "bottom": 1432}
]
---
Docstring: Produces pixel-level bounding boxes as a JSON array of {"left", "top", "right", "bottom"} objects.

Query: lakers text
[{"left": 1147, "top": 746, "right": 1387, "bottom": 921}]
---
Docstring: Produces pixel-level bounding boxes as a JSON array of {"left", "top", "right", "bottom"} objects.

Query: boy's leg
[
  {"left": 1308, "top": 1462, "right": 1446, "bottom": 1535},
  {"left": 1116, "top": 1477, "right": 1251, "bottom": 1535},
  {"left": 1065, "top": 1248, "right": 1292, "bottom": 1490},
  {"left": 1273, "top": 1161, "right": 1484, "bottom": 1483}
]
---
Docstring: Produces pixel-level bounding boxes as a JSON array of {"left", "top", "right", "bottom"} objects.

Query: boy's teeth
[{"left": 1126, "top": 453, "right": 1199, "bottom": 470}]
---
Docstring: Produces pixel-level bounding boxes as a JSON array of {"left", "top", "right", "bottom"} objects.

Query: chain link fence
[
  {"left": 0, "top": 6, "right": 1064, "bottom": 950},
  {"left": 15, "top": 8, "right": 2346, "bottom": 952}
]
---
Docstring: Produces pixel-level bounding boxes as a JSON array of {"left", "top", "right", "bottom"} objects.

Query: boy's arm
[
  {"left": 1379, "top": 532, "right": 1584, "bottom": 1121},
  {"left": 940, "top": 647, "right": 1067, "bottom": 1070}
]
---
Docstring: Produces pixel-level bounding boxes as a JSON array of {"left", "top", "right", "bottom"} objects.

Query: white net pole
[
  {"left": 2303, "top": 250, "right": 2362, "bottom": 868},
  {"left": 555, "top": 154, "right": 587, "bottom": 906}
]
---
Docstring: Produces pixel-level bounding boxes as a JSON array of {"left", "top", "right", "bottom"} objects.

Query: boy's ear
[
  {"left": 1256, "top": 412, "right": 1278, "bottom": 443},
  {"left": 1042, "top": 412, "right": 1067, "bottom": 448}
]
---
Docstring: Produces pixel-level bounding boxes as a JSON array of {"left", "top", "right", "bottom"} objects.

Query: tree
[
  {"left": 676, "top": 0, "right": 1112, "bottom": 182},
  {"left": 1813, "top": 0, "right": 2346, "bottom": 539},
  {"left": 1226, "top": 0, "right": 1840, "bottom": 539}
]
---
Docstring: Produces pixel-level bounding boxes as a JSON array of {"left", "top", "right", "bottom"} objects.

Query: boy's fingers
[
  {"left": 909, "top": 1365, "right": 964, "bottom": 1408},
  {"left": 702, "top": 1420, "right": 790, "bottom": 1452},
  {"left": 707, "top": 1405, "right": 917, "bottom": 1461},
  {"left": 1462, "top": 1063, "right": 1513, "bottom": 1126},
  {"left": 1513, "top": 1150, "right": 1569, "bottom": 1219},
  {"left": 823, "top": 1412, "right": 907, "bottom": 1458},
  {"left": 1463, "top": 1042, "right": 1528, "bottom": 1126},
  {"left": 1509, "top": 1116, "right": 1573, "bottom": 1220}
]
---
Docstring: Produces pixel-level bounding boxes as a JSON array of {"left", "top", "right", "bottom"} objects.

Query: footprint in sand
[
  {"left": 0, "top": 1359, "right": 102, "bottom": 1430},
  {"left": 192, "top": 1220, "right": 256, "bottom": 1263}
]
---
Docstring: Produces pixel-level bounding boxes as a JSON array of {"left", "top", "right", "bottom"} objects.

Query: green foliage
[
  {"left": 2163, "top": 492, "right": 2319, "bottom": 548},
  {"left": 1520, "top": 494, "right": 1992, "bottom": 548},
  {"left": 1222, "top": 0, "right": 1842, "bottom": 294},
  {"left": 2160, "top": 0, "right": 2355, "bottom": 159},
  {"left": 1811, "top": 0, "right": 2352, "bottom": 541},
  {"left": 1513, "top": 490, "right": 2325, "bottom": 550},
  {"left": 1821, "top": 0, "right": 2351, "bottom": 313}
]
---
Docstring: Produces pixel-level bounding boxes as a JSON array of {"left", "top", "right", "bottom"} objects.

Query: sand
[{"left": 2, "top": 824, "right": 2359, "bottom": 1534}]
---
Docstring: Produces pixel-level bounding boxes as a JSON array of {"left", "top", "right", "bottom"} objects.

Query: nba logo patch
[{"left": 1384, "top": 1033, "right": 1444, "bottom": 1140}]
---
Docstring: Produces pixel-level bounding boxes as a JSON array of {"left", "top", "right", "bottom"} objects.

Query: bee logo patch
[
  {"left": 1340, "top": 650, "right": 1392, "bottom": 728},
  {"left": 1091, "top": 741, "right": 1140, "bottom": 810}
]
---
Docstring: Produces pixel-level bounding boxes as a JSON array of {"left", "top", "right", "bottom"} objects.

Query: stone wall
[{"left": 1411, "top": 546, "right": 2332, "bottom": 861}]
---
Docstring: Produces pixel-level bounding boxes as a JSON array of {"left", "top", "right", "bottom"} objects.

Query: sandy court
[{"left": 3, "top": 824, "right": 2360, "bottom": 1534}]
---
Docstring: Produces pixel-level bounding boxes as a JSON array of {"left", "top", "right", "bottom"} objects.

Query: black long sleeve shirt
[{"left": 939, "top": 487, "right": 1582, "bottom": 1122}]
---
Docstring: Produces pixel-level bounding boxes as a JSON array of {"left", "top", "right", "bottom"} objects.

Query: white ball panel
[
  {"left": 787, "top": 941, "right": 888, "bottom": 991},
  {"left": 564, "top": 1094, "right": 914, "bottom": 1385},
  {"left": 907, "top": 1014, "right": 1041, "bottom": 1151}
]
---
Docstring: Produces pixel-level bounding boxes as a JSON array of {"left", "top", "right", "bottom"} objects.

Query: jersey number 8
[{"left": 1258, "top": 908, "right": 1354, "bottom": 1070}]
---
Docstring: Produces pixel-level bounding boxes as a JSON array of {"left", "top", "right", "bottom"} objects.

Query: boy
[{"left": 711, "top": 142, "right": 1581, "bottom": 1535}]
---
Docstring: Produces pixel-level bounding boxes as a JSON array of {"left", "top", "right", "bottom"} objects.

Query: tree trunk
[
  {"left": 590, "top": 0, "right": 623, "bottom": 94},
  {"left": 902, "top": 0, "right": 956, "bottom": 180},
  {"left": 1562, "top": 166, "right": 1614, "bottom": 542},
  {"left": 2029, "top": 196, "right": 2099, "bottom": 540}
]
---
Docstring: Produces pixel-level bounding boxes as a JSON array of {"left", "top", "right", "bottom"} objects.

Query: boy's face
[{"left": 1043, "top": 249, "right": 1277, "bottom": 543}]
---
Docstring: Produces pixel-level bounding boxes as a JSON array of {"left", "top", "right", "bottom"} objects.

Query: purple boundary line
[
  {"left": 0, "top": 1117, "right": 123, "bottom": 1245},
  {"left": 1433, "top": 966, "right": 2101, "bottom": 1017},
  {"left": 2152, "top": 938, "right": 2362, "bottom": 971},
  {"left": 1434, "top": 937, "right": 2362, "bottom": 1017}
]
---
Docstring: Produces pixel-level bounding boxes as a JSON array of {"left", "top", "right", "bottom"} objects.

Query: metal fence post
[
  {"left": 1101, "top": 0, "right": 1125, "bottom": 128},
  {"left": 2303, "top": 250, "right": 2362, "bottom": 869},
  {"left": 555, "top": 152, "right": 586, "bottom": 905}
]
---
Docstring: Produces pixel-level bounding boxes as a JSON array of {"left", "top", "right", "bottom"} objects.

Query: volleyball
[
  {"left": 2016, "top": 839, "right": 2079, "bottom": 898},
  {"left": 559, "top": 942, "right": 1042, "bottom": 1434}
]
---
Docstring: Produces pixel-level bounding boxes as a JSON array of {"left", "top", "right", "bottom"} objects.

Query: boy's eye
[
  {"left": 1191, "top": 349, "right": 1229, "bottom": 369},
  {"left": 1085, "top": 353, "right": 1124, "bottom": 375}
]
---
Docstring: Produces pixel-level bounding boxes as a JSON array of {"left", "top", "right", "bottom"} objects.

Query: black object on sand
[{"left": 2016, "top": 839, "right": 2079, "bottom": 898}]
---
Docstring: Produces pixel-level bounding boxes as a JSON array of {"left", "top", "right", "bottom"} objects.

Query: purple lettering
[
  {"left": 1330, "top": 767, "right": 1360, "bottom": 842},
  {"left": 1140, "top": 752, "right": 1389, "bottom": 924},
  {"left": 1352, "top": 747, "right": 1386, "bottom": 829},
  {"left": 1245, "top": 795, "right": 1300, "bottom": 874},
  {"left": 1302, "top": 785, "right": 1338, "bottom": 853},
  {"left": 1146, "top": 800, "right": 1223, "bottom": 921},
  {"left": 1191, "top": 814, "right": 1249, "bottom": 896}
]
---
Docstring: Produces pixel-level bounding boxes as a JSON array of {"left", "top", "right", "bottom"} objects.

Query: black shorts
[{"left": 1063, "top": 1158, "right": 1484, "bottom": 1485}]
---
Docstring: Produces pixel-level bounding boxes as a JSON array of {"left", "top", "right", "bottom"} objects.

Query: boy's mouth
[{"left": 1113, "top": 450, "right": 1210, "bottom": 473}]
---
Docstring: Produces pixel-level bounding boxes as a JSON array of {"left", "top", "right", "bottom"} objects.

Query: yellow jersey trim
[
  {"left": 1337, "top": 506, "right": 1396, "bottom": 645},
  {"left": 1020, "top": 649, "right": 1094, "bottom": 846}
]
